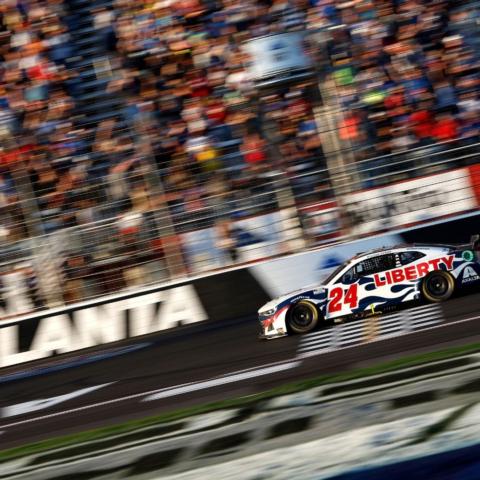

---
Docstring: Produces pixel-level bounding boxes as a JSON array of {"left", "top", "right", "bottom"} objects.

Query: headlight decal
[{"left": 260, "top": 305, "right": 289, "bottom": 331}]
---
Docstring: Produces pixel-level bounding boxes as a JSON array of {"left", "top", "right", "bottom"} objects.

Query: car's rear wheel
[
  {"left": 288, "top": 301, "right": 320, "bottom": 334},
  {"left": 421, "top": 271, "right": 455, "bottom": 302}
]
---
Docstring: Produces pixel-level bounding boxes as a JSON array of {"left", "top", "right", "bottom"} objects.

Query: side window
[
  {"left": 356, "top": 254, "right": 396, "bottom": 277},
  {"left": 341, "top": 266, "right": 357, "bottom": 284},
  {"left": 399, "top": 251, "right": 426, "bottom": 266}
]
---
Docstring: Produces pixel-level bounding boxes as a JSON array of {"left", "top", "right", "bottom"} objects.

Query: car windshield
[{"left": 322, "top": 261, "right": 349, "bottom": 284}]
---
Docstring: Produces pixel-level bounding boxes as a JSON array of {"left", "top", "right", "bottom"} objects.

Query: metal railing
[
  {"left": 2, "top": 139, "right": 480, "bottom": 318},
  {"left": 0, "top": 181, "right": 308, "bottom": 316}
]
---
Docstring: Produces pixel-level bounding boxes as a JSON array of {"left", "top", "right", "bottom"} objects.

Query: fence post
[
  {"left": 135, "top": 126, "right": 188, "bottom": 279},
  {"left": 8, "top": 142, "right": 68, "bottom": 308},
  {"left": 308, "top": 29, "right": 361, "bottom": 237},
  {"left": 30, "top": 232, "right": 66, "bottom": 308}
]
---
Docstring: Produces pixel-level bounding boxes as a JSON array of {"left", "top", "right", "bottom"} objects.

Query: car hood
[{"left": 258, "top": 285, "right": 324, "bottom": 314}]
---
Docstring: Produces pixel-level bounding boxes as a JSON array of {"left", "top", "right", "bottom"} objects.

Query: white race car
[{"left": 258, "top": 238, "right": 480, "bottom": 339}]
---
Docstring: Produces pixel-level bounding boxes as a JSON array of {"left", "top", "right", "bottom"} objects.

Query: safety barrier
[{"left": 1, "top": 211, "right": 479, "bottom": 368}]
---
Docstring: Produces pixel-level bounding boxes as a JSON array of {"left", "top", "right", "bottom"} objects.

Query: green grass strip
[{"left": 1, "top": 341, "right": 480, "bottom": 463}]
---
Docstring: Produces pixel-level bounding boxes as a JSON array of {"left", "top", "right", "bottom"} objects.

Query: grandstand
[{"left": 1, "top": 0, "right": 480, "bottom": 315}]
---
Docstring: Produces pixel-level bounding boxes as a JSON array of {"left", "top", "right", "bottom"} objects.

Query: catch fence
[{"left": 1, "top": 139, "right": 480, "bottom": 317}]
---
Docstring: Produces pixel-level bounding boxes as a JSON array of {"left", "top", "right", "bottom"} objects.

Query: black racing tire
[
  {"left": 421, "top": 270, "right": 455, "bottom": 303},
  {"left": 287, "top": 300, "right": 320, "bottom": 334}
]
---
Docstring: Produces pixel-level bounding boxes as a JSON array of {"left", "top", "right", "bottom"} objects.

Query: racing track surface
[{"left": 1, "top": 292, "right": 480, "bottom": 450}]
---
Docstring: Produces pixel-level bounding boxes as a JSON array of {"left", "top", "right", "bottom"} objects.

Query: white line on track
[
  {"left": 380, "top": 326, "right": 404, "bottom": 335},
  {"left": 1, "top": 313, "right": 479, "bottom": 431},
  {"left": 142, "top": 363, "right": 300, "bottom": 401},
  {"left": 0, "top": 361, "right": 300, "bottom": 430},
  {"left": 298, "top": 304, "right": 444, "bottom": 355},
  {"left": 379, "top": 317, "right": 403, "bottom": 326},
  {"left": 297, "top": 313, "right": 480, "bottom": 359},
  {"left": 412, "top": 320, "right": 441, "bottom": 328},
  {"left": 298, "top": 339, "right": 332, "bottom": 350},
  {"left": 411, "top": 312, "right": 442, "bottom": 320}
]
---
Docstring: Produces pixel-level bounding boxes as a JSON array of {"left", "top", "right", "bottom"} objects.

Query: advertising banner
[
  {"left": 243, "top": 32, "right": 312, "bottom": 81},
  {"left": 344, "top": 169, "right": 477, "bottom": 235},
  {"left": 0, "top": 268, "right": 271, "bottom": 368},
  {"left": 181, "top": 211, "right": 291, "bottom": 273},
  {"left": 298, "top": 201, "right": 343, "bottom": 245},
  {"left": 0, "top": 284, "right": 208, "bottom": 368}
]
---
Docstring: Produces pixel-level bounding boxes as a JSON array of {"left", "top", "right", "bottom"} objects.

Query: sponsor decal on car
[
  {"left": 373, "top": 256, "right": 454, "bottom": 287},
  {"left": 328, "top": 284, "right": 358, "bottom": 313},
  {"left": 462, "top": 265, "right": 480, "bottom": 283}
]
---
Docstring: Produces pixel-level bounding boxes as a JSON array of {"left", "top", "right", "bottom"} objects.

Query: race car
[{"left": 258, "top": 236, "right": 480, "bottom": 339}]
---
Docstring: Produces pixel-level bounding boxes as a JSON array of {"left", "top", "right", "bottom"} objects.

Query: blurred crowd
[
  {"left": 0, "top": 0, "right": 77, "bottom": 241},
  {"left": 0, "top": 0, "right": 479, "bottom": 246},
  {"left": 328, "top": 0, "right": 480, "bottom": 165}
]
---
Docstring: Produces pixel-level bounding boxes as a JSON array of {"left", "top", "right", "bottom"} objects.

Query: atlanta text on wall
[{"left": 0, "top": 285, "right": 207, "bottom": 368}]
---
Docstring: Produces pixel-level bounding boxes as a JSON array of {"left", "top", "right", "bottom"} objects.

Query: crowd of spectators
[
  {"left": 328, "top": 0, "right": 480, "bottom": 168},
  {"left": 0, "top": 0, "right": 480, "bottom": 247},
  {"left": 0, "top": 0, "right": 77, "bottom": 241},
  {"left": 107, "top": 0, "right": 332, "bottom": 230}
]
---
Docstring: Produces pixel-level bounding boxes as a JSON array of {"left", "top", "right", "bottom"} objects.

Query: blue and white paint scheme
[{"left": 258, "top": 237, "right": 480, "bottom": 339}]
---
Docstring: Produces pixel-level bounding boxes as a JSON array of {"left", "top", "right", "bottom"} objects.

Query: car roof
[
  {"left": 323, "top": 243, "right": 460, "bottom": 284},
  {"left": 351, "top": 243, "right": 454, "bottom": 262}
]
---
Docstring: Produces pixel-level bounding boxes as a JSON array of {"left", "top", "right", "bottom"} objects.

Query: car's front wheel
[
  {"left": 421, "top": 270, "right": 455, "bottom": 302},
  {"left": 288, "top": 300, "right": 320, "bottom": 334}
]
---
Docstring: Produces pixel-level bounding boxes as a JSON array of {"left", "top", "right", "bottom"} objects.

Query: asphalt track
[{"left": 1, "top": 292, "right": 480, "bottom": 450}]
